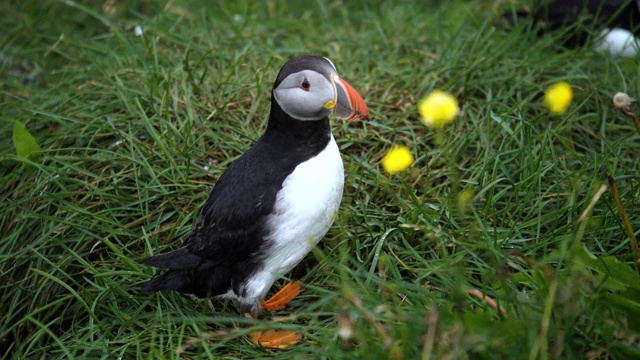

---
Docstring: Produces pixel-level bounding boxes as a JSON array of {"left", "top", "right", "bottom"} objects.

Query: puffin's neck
[{"left": 264, "top": 95, "right": 332, "bottom": 153}]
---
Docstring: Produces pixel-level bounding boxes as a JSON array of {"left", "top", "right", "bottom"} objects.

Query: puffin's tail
[
  {"left": 140, "top": 247, "right": 222, "bottom": 297},
  {"left": 140, "top": 247, "right": 199, "bottom": 293},
  {"left": 142, "top": 247, "right": 205, "bottom": 270},
  {"left": 140, "top": 270, "right": 190, "bottom": 293}
]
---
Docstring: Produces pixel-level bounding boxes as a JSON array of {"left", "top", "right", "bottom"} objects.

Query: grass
[{"left": 1, "top": 0, "right": 640, "bottom": 358}]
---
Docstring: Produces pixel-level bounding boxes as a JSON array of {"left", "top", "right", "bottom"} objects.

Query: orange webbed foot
[
  {"left": 248, "top": 281, "right": 304, "bottom": 348},
  {"left": 261, "top": 281, "right": 302, "bottom": 311},
  {"left": 250, "top": 329, "right": 303, "bottom": 348}
]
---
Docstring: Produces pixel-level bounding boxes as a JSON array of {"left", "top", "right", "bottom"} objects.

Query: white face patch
[{"left": 273, "top": 69, "right": 336, "bottom": 121}]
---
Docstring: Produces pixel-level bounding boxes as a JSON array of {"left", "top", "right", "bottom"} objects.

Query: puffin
[
  {"left": 141, "top": 55, "right": 370, "bottom": 346},
  {"left": 503, "top": 0, "right": 640, "bottom": 56}
]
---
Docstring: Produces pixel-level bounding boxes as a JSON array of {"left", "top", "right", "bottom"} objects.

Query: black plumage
[
  {"left": 140, "top": 56, "right": 338, "bottom": 316},
  {"left": 141, "top": 115, "right": 330, "bottom": 297},
  {"left": 504, "top": 0, "right": 640, "bottom": 48}
]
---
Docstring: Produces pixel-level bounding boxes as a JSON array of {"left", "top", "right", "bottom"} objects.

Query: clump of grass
[{"left": 1, "top": 0, "right": 639, "bottom": 358}]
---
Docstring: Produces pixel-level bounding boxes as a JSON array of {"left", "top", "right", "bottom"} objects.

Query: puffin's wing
[
  {"left": 183, "top": 166, "right": 281, "bottom": 259},
  {"left": 146, "top": 146, "right": 289, "bottom": 269}
]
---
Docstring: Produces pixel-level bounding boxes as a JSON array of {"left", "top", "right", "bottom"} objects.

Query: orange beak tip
[{"left": 337, "top": 78, "right": 370, "bottom": 121}]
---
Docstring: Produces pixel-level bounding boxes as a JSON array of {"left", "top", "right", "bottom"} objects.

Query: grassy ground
[{"left": 2, "top": 0, "right": 640, "bottom": 358}]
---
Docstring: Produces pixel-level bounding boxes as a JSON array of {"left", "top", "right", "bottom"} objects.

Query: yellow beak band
[{"left": 323, "top": 100, "right": 336, "bottom": 109}]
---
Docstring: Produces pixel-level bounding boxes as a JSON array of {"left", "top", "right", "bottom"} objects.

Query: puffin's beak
[{"left": 332, "top": 76, "right": 370, "bottom": 121}]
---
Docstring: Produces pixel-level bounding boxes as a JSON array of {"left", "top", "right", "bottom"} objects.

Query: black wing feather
[{"left": 141, "top": 114, "right": 332, "bottom": 297}]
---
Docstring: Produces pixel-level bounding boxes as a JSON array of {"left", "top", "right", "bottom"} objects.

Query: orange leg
[
  {"left": 261, "top": 281, "right": 302, "bottom": 311},
  {"left": 250, "top": 329, "right": 303, "bottom": 348},
  {"left": 249, "top": 281, "right": 304, "bottom": 348}
]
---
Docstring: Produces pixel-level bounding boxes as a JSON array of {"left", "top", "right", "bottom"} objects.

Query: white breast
[
  {"left": 594, "top": 28, "right": 639, "bottom": 57},
  {"left": 242, "top": 135, "right": 344, "bottom": 300}
]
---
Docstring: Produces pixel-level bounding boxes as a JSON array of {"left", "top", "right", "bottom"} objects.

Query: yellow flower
[
  {"left": 457, "top": 188, "right": 474, "bottom": 214},
  {"left": 381, "top": 145, "right": 414, "bottom": 174},
  {"left": 544, "top": 81, "right": 573, "bottom": 114},
  {"left": 418, "top": 90, "right": 460, "bottom": 128}
]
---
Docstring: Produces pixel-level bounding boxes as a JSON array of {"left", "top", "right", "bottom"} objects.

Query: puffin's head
[{"left": 272, "top": 55, "right": 370, "bottom": 121}]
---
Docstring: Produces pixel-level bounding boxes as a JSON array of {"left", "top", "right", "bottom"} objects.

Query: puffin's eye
[{"left": 299, "top": 78, "right": 311, "bottom": 91}]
